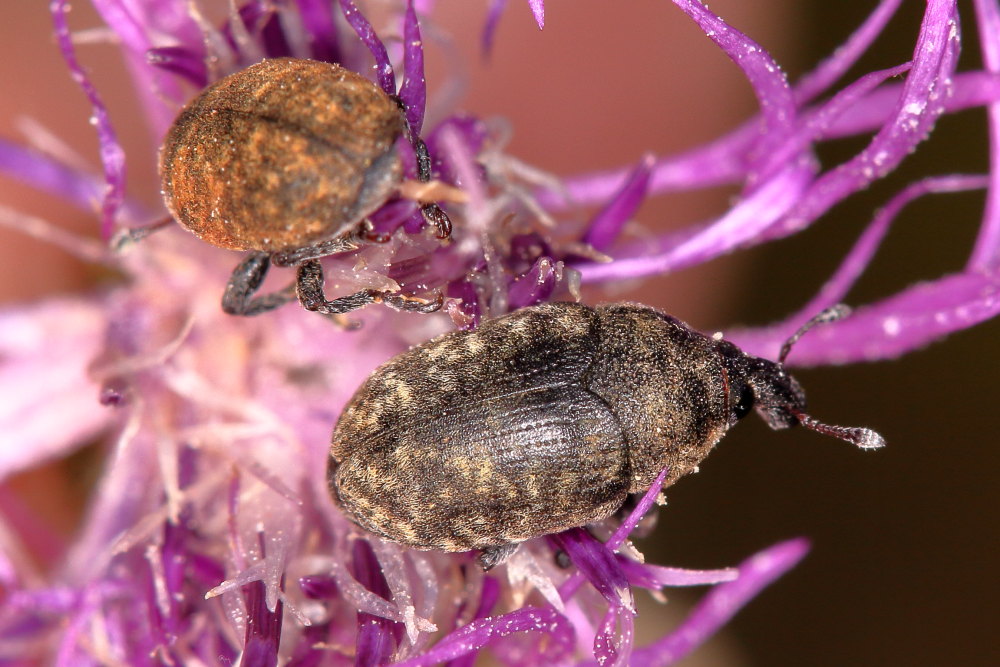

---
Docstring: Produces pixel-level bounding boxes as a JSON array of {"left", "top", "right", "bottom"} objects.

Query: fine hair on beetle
[{"left": 328, "top": 301, "right": 884, "bottom": 570}]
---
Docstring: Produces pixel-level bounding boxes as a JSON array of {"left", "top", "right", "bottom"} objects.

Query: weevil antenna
[
  {"left": 779, "top": 304, "right": 852, "bottom": 365},
  {"left": 787, "top": 407, "right": 886, "bottom": 450}
]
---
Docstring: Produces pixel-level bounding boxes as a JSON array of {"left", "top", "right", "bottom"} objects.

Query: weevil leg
[
  {"left": 478, "top": 543, "right": 519, "bottom": 571},
  {"left": 110, "top": 216, "right": 173, "bottom": 251},
  {"left": 383, "top": 290, "right": 445, "bottom": 313},
  {"left": 296, "top": 259, "right": 443, "bottom": 315},
  {"left": 270, "top": 226, "right": 373, "bottom": 267},
  {"left": 421, "top": 202, "right": 452, "bottom": 239},
  {"left": 222, "top": 252, "right": 297, "bottom": 316},
  {"left": 413, "top": 136, "right": 434, "bottom": 182},
  {"left": 387, "top": 96, "right": 453, "bottom": 239},
  {"left": 412, "top": 138, "right": 453, "bottom": 240}
]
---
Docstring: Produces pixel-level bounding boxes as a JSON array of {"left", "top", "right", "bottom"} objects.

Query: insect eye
[{"left": 732, "top": 383, "right": 755, "bottom": 421}]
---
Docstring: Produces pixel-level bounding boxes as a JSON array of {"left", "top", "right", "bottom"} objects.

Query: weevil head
[
  {"left": 717, "top": 341, "right": 806, "bottom": 430},
  {"left": 714, "top": 314, "right": 885, "bottom": 451}
]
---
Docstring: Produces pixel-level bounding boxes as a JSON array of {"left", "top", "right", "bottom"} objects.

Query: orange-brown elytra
[{"left": 160, "top": 57, "right": 450, "bottom": 317}]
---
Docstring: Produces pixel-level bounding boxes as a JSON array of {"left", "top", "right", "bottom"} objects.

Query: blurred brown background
[{"left": 1, "top": 1, "right": 997, "bottom": 665}]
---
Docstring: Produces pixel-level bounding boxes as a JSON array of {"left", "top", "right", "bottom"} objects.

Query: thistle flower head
[{"left": 1, "top": 1, "right": 998, "bottom": 665}]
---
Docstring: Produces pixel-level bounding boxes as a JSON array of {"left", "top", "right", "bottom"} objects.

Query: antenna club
[
  {"left": 789, "top": 408, "right": 886, "bottom": 450},
  {"left": 851, "top": 427, "right": 886, "bottom": 450}
]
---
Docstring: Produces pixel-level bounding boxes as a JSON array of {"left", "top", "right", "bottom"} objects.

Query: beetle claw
[
  {"left": 383, "top": 290, "right": 444, "bottom": 314},
  {"left": 478, "top": 543, "right": 519, "bottom": 571},
  {"left": 421, "top": 203, "right": 452, "bottom": 239}
]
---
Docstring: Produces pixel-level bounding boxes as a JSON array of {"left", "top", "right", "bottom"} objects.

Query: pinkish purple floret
[
  {"left": 50, "top": 0, "right": 125, "bottom": 242},
  {"left": 0, "top": 0, "right": 996, "bottom": 664},
  {"left": 582, "top": 154, "right": 655, "bottom": 253},
  {"left": 338, "top": 0, "right": 395, "bottom": 95},
  {"left": 398, "top": 1, "right": 426, "bottom": 135}
]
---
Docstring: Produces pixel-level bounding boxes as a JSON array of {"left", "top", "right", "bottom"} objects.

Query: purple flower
[{"left": 0, "top": 1, "right": 997, "bottom": 664}]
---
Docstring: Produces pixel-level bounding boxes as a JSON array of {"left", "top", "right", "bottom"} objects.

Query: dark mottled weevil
[
  {"left": 159, "top": 57, "right": 451, "bottom": 317},
  {"left": 329, "top": 302, "right": 884, "bottom": 569}
]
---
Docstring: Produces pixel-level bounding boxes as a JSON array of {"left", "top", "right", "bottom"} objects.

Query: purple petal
[
  {"left": 593, "top": 605, "right": 635, "bottom": 667},
  {"left": 55, "top": 585, "right": 100, "bottom": 666},
  {"left": 146, "top": 46, "right": 209, "bottom": 87},
  {"left": 446, "top": 280, "right": 482, "bottom": 329},
  {"left": 508, "top": 232, "right": 554, "bottom": 274},
  {"left": 627, "top": 539, "right": 809, "bottom": 667},
  {"left": 357, "top": 612, "right": 399, "bottom": 667},
  {"left": 287, "top": 623, "right": 334, "bottom": 667},
  {"left": 575, "top": 2, "right": 964, "bottom": 287},
  {"left": 90, "top": 0, "right": 197, "bottom": 141},
  {"left": 399, "top": 0, "right": 427, "bottom": 135},
  {"left": 445, "top": 578, "right": 500, "bottom": 667},
  {"left": 369, "top": 197, "right": 421, "bottom": 237},
  {"left": 242, "top": 580, "right": 283, "bottom": 667},
  {"left": 551, "top": 529, "right": 634, "bottom": 613},
  {"left": 741, "top": 271, "right": 1000, "bottom": 365},
  {"left": 671, "top": 0, "right": 797, "bottom": 184},
  {"left": 823, "top": 70, "right": 1000, "bottom": 140},
  {"left": 436, "top": 123, "right": 489, "bottom": 230},
  {"left": 755, "top": 63, "right": 913, "bottom": 218},
  {"left": 528, "top": 0, "right": 545, "bottom": 30},
  {"left": 299, "top": 574, "right": 339, "bottom": 599},
  {"left": 729, "top": 174, "right": 990, "bottom": 361},
  {"left": 582, "top": 154, "right": 654, "bottom": 252},
  {"left": 507, "top": 257, "right": 561, "bottom": 309},
  {"left": 254, "top": 4, "right": 294, "bottom": 58},
  {"left": 391, "top": 607, "right": 574, "bottom": 667},
  {"left": 51, "top": 0, "right": 126, "bottom": 240},
  {"left": 545, "top": 69, "right": 1000, "bottom": 213},
  {"left": 90, "top": 0, "right": 200, "bottom": 57},
  {"left": 219, "top": 3, "right": 295, "bottom": 59},
  {"left": 619, "top": 559, "right": 737, "bottom": 590},
  {"left": 403, "top": 208, "right": 428, "bottom": 234},
  {"left": 577, "top": 162, "right": 813, "bottom": 281},
  {"left": 389, "top": 244, "right": 471, "bottom": 294},
  {"left": 351, "top": 540, "right": 403, "bottom": 666},
  {"left": 545, "top": 2, "right": 989, "bottom": 226},
  {"left": 158, "top": 521, "right": 189, "bottom": 638},
  {"left": 482, "top": 0, "right": 509, "bottom": 57},
  {"left": 0, "top": 139, "right": 107, "bottom": 215},
  {"left": 783, "top": 0, "right": 960, "bottom": 230},
  {"left": 0, "top": 589, "right": 69, "bottom": 651},
  {"left": 542, "top": 132, "right": 752, "bottom": 210},
  {"left": 969, "top": 0, "right": 1000, "bottom": 270},
  {"left": 573, "top": 57, "right": 909, "bottom": 281},
  {"left": 0, "top": 299, "right": 110, "bottom": 481},
  {"left": 606, "top": 467, "right": 668, "bottom": 551},
  {"left": 338, "top": 0, "right": 395, "bottom": 95},
  {"left": 294, "top": 0, "right": 343, "bottom": 63},
  {"left": 426, "top": 116, "right": 491, "bottom": 186},
  {"left": 794, "top": 0, "right": 903, "bottom": 104}
]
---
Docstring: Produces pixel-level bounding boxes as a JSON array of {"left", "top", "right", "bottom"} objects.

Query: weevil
[
  {"left": 329, "top": 302, "right": 883, "bottom": 569},
  {"left": 159, "top": 57, "right": 450, "bottom": 317}
]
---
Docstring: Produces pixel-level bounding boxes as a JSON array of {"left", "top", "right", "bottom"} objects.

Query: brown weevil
[
  {"left": 159, "top": 57, "right": 450, "bottom": 317},
  {"left": 328, "top": 302, "right": 884, "bottom": 569}
]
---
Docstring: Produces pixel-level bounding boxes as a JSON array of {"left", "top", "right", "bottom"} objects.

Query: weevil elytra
[
  {"left": 329, "top": 302, "right": 883, "bottom": 569},
  {"left": 160, "top": 58, "right": 450, "bottom": 317}
]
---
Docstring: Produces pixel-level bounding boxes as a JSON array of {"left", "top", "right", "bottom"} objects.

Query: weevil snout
[{"left": 719, "top": 306, "right": 885, "bottom": 450}]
